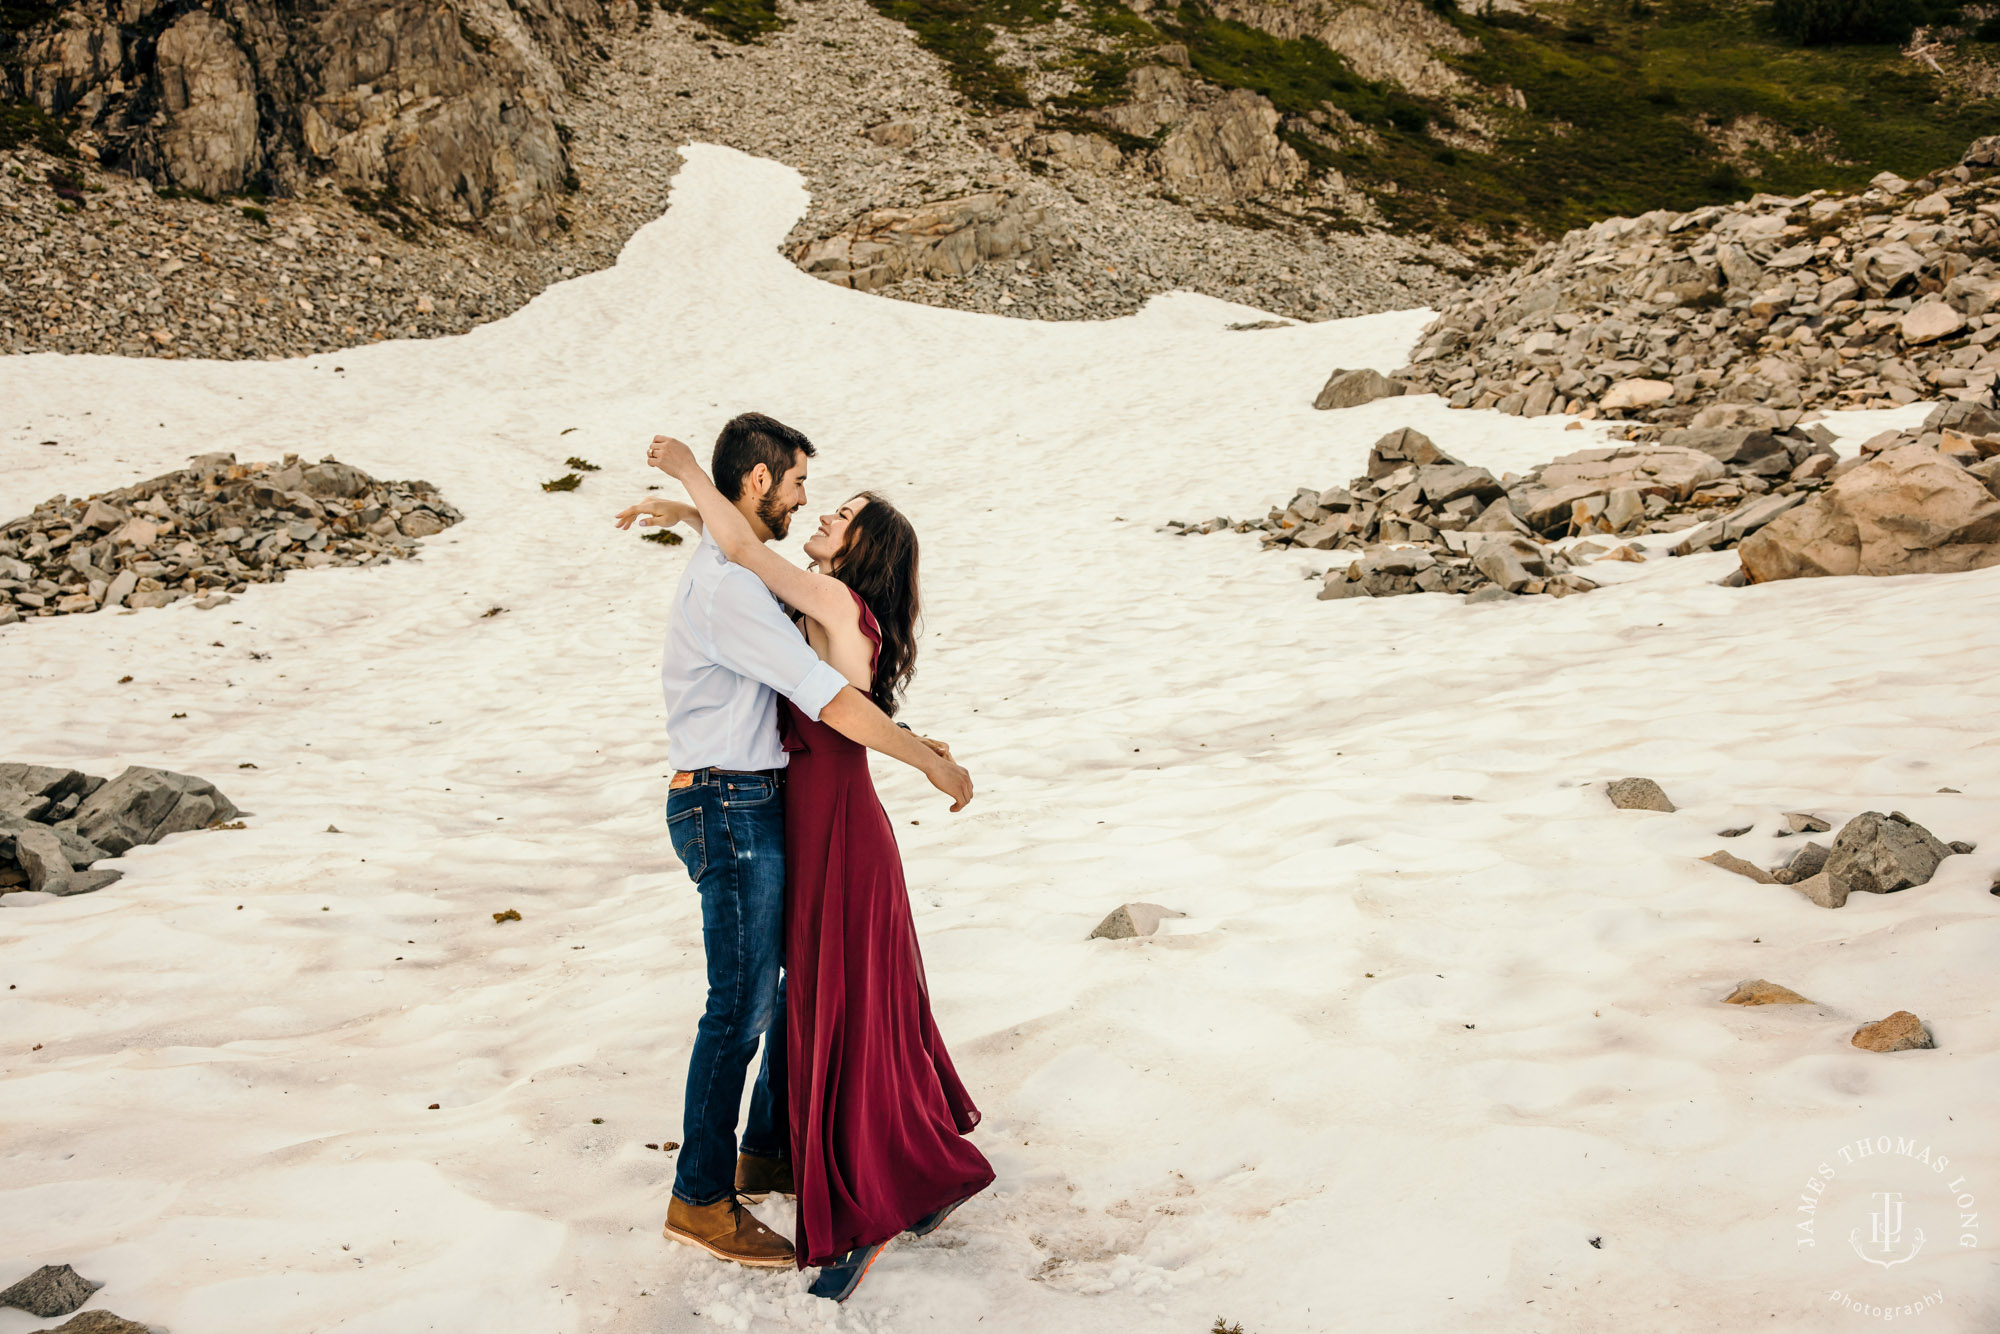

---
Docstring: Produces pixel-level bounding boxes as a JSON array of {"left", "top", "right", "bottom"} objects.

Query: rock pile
[
  {"left": 1739, "top": 402, "right": 2000, "bottom": 582},
  {"left": 793, "top": 192, "right": 1057, "bottom": 292},
  {"left": 1393, "top": 136, "right": 2000, "bottom": 422},
  {"left": 1171, "top": 426, "right": 1600, "bottom": 601},
  {"left": 1698, "top": 808, "right": 1972, "bottom": 910},
  {"left": 0, "top": 453, "right": 460, "bottom": 625},
  {"left": 0, "top": 764, "right": 238, "bottom": 896},
  {"left": 1171, "top": 419, "right": 1848, "bottom": 601}
]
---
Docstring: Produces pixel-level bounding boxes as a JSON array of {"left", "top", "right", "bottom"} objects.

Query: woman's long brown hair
[{"left": 828, "top": 491, "right": 919, "bottom": 717}]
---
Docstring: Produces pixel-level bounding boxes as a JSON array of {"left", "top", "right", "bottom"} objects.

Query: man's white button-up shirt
[{"left": 662, "top": 535, "right": 850, "bottom": 772}]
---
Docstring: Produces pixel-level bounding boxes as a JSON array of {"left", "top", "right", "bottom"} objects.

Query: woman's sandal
[{"left": 807, "top": 1241, "right": 888, "bottom": 1302}]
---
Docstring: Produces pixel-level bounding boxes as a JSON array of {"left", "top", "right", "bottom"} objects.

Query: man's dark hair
[{"left": 712, "top": 412, "right": 814, "bottom": 501}]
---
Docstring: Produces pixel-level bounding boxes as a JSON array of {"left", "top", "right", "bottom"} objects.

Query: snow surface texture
[{"left": 2, "top": 146, "right": 1997, "bottom": 1333}]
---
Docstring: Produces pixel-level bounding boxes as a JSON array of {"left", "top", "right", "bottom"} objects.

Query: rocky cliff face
[{"left": 2, "top": 0, "right": 636, "bottom": 241}]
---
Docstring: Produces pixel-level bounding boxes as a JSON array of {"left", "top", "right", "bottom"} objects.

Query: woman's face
[{"left": 803, "top": 495, "right": 869, "bottom": 567}]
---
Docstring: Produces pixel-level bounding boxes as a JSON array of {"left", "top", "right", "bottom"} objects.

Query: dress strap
[{"left": 848, "top": 587, "right": 882, "bottom": 673}]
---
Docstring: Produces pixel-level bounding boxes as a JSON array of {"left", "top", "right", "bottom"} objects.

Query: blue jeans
[{"left": 666, "top": 770, "right": 790, "bottom": 1206}]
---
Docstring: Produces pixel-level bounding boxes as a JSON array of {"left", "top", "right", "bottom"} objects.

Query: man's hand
[
  {"left": 820, "top": 687, "right": 973, "bottom": 811},
  {"left": 646, "top": 435, "right": 700, "bottom": 480},
  {"left": 923, "top": 751, "right": 974, "bottom": 812}
]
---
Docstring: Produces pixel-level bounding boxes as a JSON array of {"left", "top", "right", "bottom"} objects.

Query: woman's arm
[
  {"left": 645, "top": 435, "right": 861, "bottom": 634},
  {"left": 613, "top": 496, "right": 703, "bottom": 536}
]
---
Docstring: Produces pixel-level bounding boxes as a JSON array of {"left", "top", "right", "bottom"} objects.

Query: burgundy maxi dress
[{"left": 780, "top": 590, "right": 994, "bottom": 1269}]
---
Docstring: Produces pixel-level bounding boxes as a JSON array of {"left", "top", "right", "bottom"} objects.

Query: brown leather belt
[{"left": 671, "top": 766, "right": 783, "bottom": 789}]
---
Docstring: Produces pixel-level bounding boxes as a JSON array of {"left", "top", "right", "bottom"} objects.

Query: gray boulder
[
  {"left": 1314, "top": 368, "right": 1408, "bottom": 411},
  {"left": 0, "top": 1263, "right": 96, "bottom": 1318},
  {"left": 10, "top": 827, "right": 73, "bottom": 895},
  {"left": 68, "top": 868, "right": 125, "bottom": 895},
  {"left": 1417, "top": 465, "right": 1504, "bottom": 507},
  {"left": 1824, "top": 812, "right": 1951, "bottom": 896},
  {"left": 1790, "top": 872, "right": 1849, "bottom": 909},
  {"left": 1662, "top": 427, "right": 1791, "bottom": 472},
  {"left": 1472, "top": 536, "right": 1548, "bottom": 593},
  {"left": 1773, "top": 841, "right": 1829, "bottom": 884},
  {"left": 0, "top": 780, "right": 53, "bottom": 822},
  {"left": 1607, "top": 777, "right": 1675, "bottom": 812},
  {"left": 70, "top": 767, "right": 238, "bottom": 858},
  {"left": 300, "top": 460, "right": 371, "bottom": 499},
  {"left": 0, "top": 766, "right": 100, "bottom": 805},
  {"left": 0, "top": 814, "right": 111, "bottom": 871},
  {"left": 1367, "top": 427, "right": 1459, "bottom": 478}
]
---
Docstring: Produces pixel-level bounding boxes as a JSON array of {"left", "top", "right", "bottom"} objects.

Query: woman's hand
[
  {"left": 614, "top": 497, "right": 692, "bottom": 530},
  {"left": 646, "top": 434, "right": 700, "bottom": 480},
  {"left": 915, "top": 734, "right": 954, "bottom": 762}
]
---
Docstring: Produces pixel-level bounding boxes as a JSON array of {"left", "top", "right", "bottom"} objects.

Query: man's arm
[
  {"left": 704, "top": 574, "right": 973, "bottom": 809},
  {"left": 821, "top": 687, "right": 973, "bottom": 811}
]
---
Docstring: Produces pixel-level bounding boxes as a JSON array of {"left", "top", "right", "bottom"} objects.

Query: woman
[{"left": 618, "top": 449, "right": 994, "bottom": 1303}]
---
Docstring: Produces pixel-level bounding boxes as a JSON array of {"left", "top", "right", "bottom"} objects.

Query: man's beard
[{"left": 756, "top": 492, "right": 794, "bottom": 539}]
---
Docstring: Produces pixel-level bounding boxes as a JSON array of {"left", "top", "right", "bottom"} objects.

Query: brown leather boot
[
  {"left": 735, "top": 1151, "right": 796, "bottom": 1202},
  {"left": 663, "top": 1196, "right": 794, "bottom": 1267}
]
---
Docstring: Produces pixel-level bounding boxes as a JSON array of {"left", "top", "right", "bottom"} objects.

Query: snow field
[{"left": 1, "top": 146, "right": 1996, "bottom": 1333}]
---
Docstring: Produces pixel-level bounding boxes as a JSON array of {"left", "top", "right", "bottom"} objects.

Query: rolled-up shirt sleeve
[{"left": 705, "top": 568, "right": 852, "bottom": 722}]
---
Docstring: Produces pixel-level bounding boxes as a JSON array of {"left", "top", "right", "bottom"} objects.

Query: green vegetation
[
  {"left": 863, "top": 0, "right": 1997, "bottom": 246},
  {"left": 1770, "top": 0, "right": 1957, "bottom": 46},
  {"left": 865, "top": 0, "right": 1061, "bottom": 105},
  {"left": 541, "top": 473, "right": 583, "bottom": 492},
  {"left": 0, "top": 100, "right": 73, "bottom": 157},
  {"left": 663, "top": 0, "right": 787, "bottom": 43},
  {"left": 642, "top": 529, "right": 685, "bottom": 546},
  {"left": 1443, "top": 0, "right": 1994, "bottom": 234},
  {"left": 564, "top": 455, "right": 600, "bottom": 471}
]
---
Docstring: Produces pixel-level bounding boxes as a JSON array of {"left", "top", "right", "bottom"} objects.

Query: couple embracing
[{"left": 616, "top": 413, "right": 993, "bottom": 1302}]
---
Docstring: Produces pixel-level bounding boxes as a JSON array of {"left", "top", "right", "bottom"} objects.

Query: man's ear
[{"left": 745, "top": 462, "right": 773, "bottom": 499}]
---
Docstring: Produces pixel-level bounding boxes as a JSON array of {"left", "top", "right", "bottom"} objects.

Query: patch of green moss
[
  {"left": 0, "top": 100, "right": 74, "bottom": 157},
  {"left": 863, "top": 0, "right": 1063, "bottom": 106},
  {"left": 663, "top": 0, "right": 787, "bottom": 44},
  {"left": 1443, "top": 0, "right": 1996, "bottom": 233}
]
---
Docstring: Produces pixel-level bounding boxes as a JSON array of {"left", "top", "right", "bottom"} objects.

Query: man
[{"left": 653, "top": 412, "right": 973, "bottom": 1268}]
